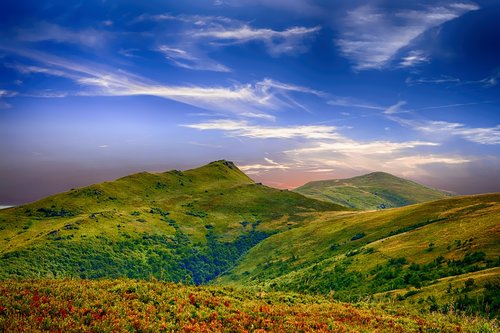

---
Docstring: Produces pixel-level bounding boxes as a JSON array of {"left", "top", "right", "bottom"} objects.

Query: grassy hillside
[
  {"left": 0, "top": 279, "right": 496, "bottom": 332},
  {"left": 0, "top": 161, "right": 498, "bottom": 320},
  {"left": 218, "top": 193, "right": 500, "bottom": 317},
  {"left": 0, "top": 160, "right": 344, "bottom": 283},
  {"left": 294, "top": 171, "right": 452, "bottom": 210}
]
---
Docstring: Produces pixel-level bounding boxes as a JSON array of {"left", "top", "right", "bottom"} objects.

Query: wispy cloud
[
  {"left": 405, "top": 75, "right": 461, "bottom": 85},
  {"left": 0, "top": 89, "right": 17, "bottom": 109},
  {"left": 17, "top": 22, "right": 107, "bottom": 48},
  {"left": 388, "top": 155, "right": 470, "bottom": 167},
  {"left": 327, "top": 97, "right": 384, "bottom": 111},
  {"left": 138, "top": 13, "right": 319, "bottom": 61},
  {"left": 239, "top": 158, "right": 291, "bottom": 174},
  {"left": 157, "top": 45, "right": 230, "bottom": 72},
  {"left": 415, "top": 121, "right": 500, "bottom": 145},
  {"left": 3, "top": 48, "right": 323, "bottom": 120},
  {"left": 406, "top": 72, "right": 499, "bottom": 87},
  {"left": 389, "top": 114, "right": 500, "bottom": 145},
  {"left": 182, "top": 117, "right": 476, "bottom": 179},
  {"left": 0, "top": 90, "right": 18, "bottom": 98},
  {"left": 336, "top": 3, "right": 478, "bottom": 70},
  {"left": 183, "top": 119, "right": 341, "bottom": 139},
  {"left": 286, "top": 140, "right": 437, "bottom": 155},
  {"left": 399, "top": 50, "right": 429, "bottom": 67},
  {"left": 194, "top": 25, "right": 320, "bottom": 56},
  {"left": 5, "top": 63, "right": 67, "bottom": 77},
  {"left": 384, "top": 101, "right": 407, "bottom": 114}
]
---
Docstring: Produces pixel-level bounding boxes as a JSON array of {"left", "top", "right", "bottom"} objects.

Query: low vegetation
[
  {"left": 0, "top": 279, "right": 497, "bottom": 332},
  {"left": 0, "top": 161, "right": 498, "bottom": 330}
]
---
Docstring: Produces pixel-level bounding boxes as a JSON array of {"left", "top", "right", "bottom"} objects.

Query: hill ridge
[{"left": 294, "top": 171, "right": 452, "bottom": 210}]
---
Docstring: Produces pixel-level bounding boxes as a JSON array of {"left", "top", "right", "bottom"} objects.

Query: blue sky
[{"left": 0, "top": 0, "right": 499, "bottom": 204}]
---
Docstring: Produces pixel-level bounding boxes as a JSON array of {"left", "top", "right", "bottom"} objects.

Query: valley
[{"left": 0, "top": 161, "right": 498, "bottom": 331}]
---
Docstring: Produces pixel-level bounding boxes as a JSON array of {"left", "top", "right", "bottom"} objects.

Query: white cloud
[
  {"left": 239, "top": 160, "right": 291, "bottom": 173},
  {"left": 400, "top": 50, "right": 429, "bottom": 67},
  {"left": 183, "top": 119, "right": 341, "bottom": 139},
  {"left": 17, "top": 22, "right": 107, "bottom": 48},
  {"left": 3, "top": 48, "right": 322, "bottom": 120},
  {"left": 327, "top": 97, "right": 384, "bottom": 110},
  {"left": 157, "top": 45, "right": 230, "bottom": 72},
  {"left": 384, "top": 101, "right": 407, "bottom": 114},
  {"left": 0, "top": 90, "right": 17, "bottom": 98},
  {"left": 388, "top": 155, "right": 470, "bottom": 167},
  {"left": 0, "top": 90, "right": 17, "bottom": 109},
  {"left": 406, "top": 72, "right": 499, "bottom": 88},
  {"left": 405, "top": 75, "right": 461, "bottom": 85},
  {"left": 286, "top": 140, "right": 437, "bottom": 155},
  {"left": 118, "top": 48, "right": 141, "bottom": 58},
  {"left": 416, "top": 121, "right": 500, "bottom": 145},
  {"left": 183, "top": 118, "right": 478, "bottom": 180},
  {"left": 196, "top": 25, "right": 320, "bottom": 56},
  {"left": 306, "top": 168, "right": 335, "bottom": 173},
  {"left": 336, "top": 3, "right": 478, "bottom": 70},
  {"left": 388, "top": 114, "right": 500, "bottom": 145},
  {"left": 138, "top": 13, "right": 319, "bottom": 58},
  {"left": 5, "top": 63, "right": 67, "bottom": 77}
]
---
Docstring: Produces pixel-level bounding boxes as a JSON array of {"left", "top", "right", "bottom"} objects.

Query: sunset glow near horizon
[{"left": 0, "top": 0, "right": 499, "bottom": 204}]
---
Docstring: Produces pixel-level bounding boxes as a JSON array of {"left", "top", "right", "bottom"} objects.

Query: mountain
[
  {"left": 0, "top": 162, "right": 498, "bottom": 318},
  {"left": 0, "top": 160, "right": 344, "bottom": 283},
  {"left": 294, "top": 171, "right": 452, "bottom": 210},
  {"left": 217, "top": 193, "right": 500, "bottom": 317}
]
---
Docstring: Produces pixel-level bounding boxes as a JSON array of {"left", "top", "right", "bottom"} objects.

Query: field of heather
[{"left": 0, "top": 279, "right": 497, "bottom": 332}]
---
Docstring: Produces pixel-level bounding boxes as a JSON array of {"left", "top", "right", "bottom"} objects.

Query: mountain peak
[
  {"left": 183, "top": 160, "right": 254, "bottom": 187},
  {"left": 208, "top": 160, "right": 237, "bottom": 169}
]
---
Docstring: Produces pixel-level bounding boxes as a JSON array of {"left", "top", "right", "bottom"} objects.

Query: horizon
[
  {"left": 0, "top": 159, "right": 463, "bottom": 206},
  {"left": 1, "top": 0, "right": 499, "bottom": 205}
]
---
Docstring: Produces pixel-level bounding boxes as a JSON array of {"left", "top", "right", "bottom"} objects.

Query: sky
[{"left": 0, "top": 0, "right": 499, "bottom": 205}]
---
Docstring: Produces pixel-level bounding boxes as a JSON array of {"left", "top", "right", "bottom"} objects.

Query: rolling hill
[
  {"left": 0, "top": 161, "right": 498, "bottom": 320},
  {"left": 294, "top": 171, "right": 452, "bottom": 210},
  {"left": 0, "top": 160, "right": 343, "bottom": 283},
  {"left": 217, "top": 193, "right": 500, "bottom": 317}
]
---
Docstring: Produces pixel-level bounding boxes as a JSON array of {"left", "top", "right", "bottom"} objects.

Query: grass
[
  {"left": 0, "top": 279, "right": 497, "bottom": 332},
  {"left": 294, "top": 171, "right": 452, "bottom": 210},
  {"left": 218, "top": 193, "right": 500, "bottom": 317},
  {"left": 0, "top": 160, "right": 343, "bottom": 282},
  {"left": 0, "top": 160, "right": 498, "bottom": 325}
]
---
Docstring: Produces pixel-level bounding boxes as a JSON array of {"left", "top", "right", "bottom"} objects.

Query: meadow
[{"left": 0, "top": 279, "right": 497, "bottom": 332}]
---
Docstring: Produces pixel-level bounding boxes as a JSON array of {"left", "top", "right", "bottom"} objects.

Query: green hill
[
  {"left": 0, "top": 162, "right": 498, "bottom": 319},
  {"left": 218, "top": 193, "right": 500, "bottom": 317},
  {"left": 294, "top": 171, "right": 452, "bottom": 210},
  {"left": 0, "top": 160, "right": 343, "bottom": 283}
]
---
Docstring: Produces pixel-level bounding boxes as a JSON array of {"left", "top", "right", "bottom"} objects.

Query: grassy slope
[
  {"left": 0, "top": 160, "right": 344, "bottom": 282},
  {"left": 294, "top": 171, "right": 452, "bottom": 210},
  {"left": 0, "top": 279, "right": 497, "bottom": 333},
  {"left": 218, "top": 193, "right": 500, "bottom": 316}
]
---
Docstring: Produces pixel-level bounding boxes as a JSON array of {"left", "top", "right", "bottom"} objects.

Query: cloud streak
[
  {"left": 157, "top": 45, "right": 231, "bottom": 72},
  {"left": 336, "top": 3, "right": 478, "bottom": 70},
  {"left": 2, "top": 48, "right": 324, "bottom": 120},
  {"left": 183, "top": 118, "right": 459, "bottom": 178}
]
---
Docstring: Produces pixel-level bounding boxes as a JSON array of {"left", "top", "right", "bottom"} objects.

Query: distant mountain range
[
  {"left": 294, "top": 171, "right": 452, "bottom": 210},
  {"left": 0, "top": 160, "right": 498, "bottom": 317}
]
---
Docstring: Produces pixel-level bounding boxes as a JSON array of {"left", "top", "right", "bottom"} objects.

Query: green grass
[
  {"left": 0, "top": 161, "right": 498, "bottom": 320},
  {"left": 218, "top": 193, "right": 500, "bottom": 317},
  {"left": 294, "top": 171, "right": 452, "bottom": 210},
  {"left": 0, "top": 160, "right": 343, "bottom": 283}
]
